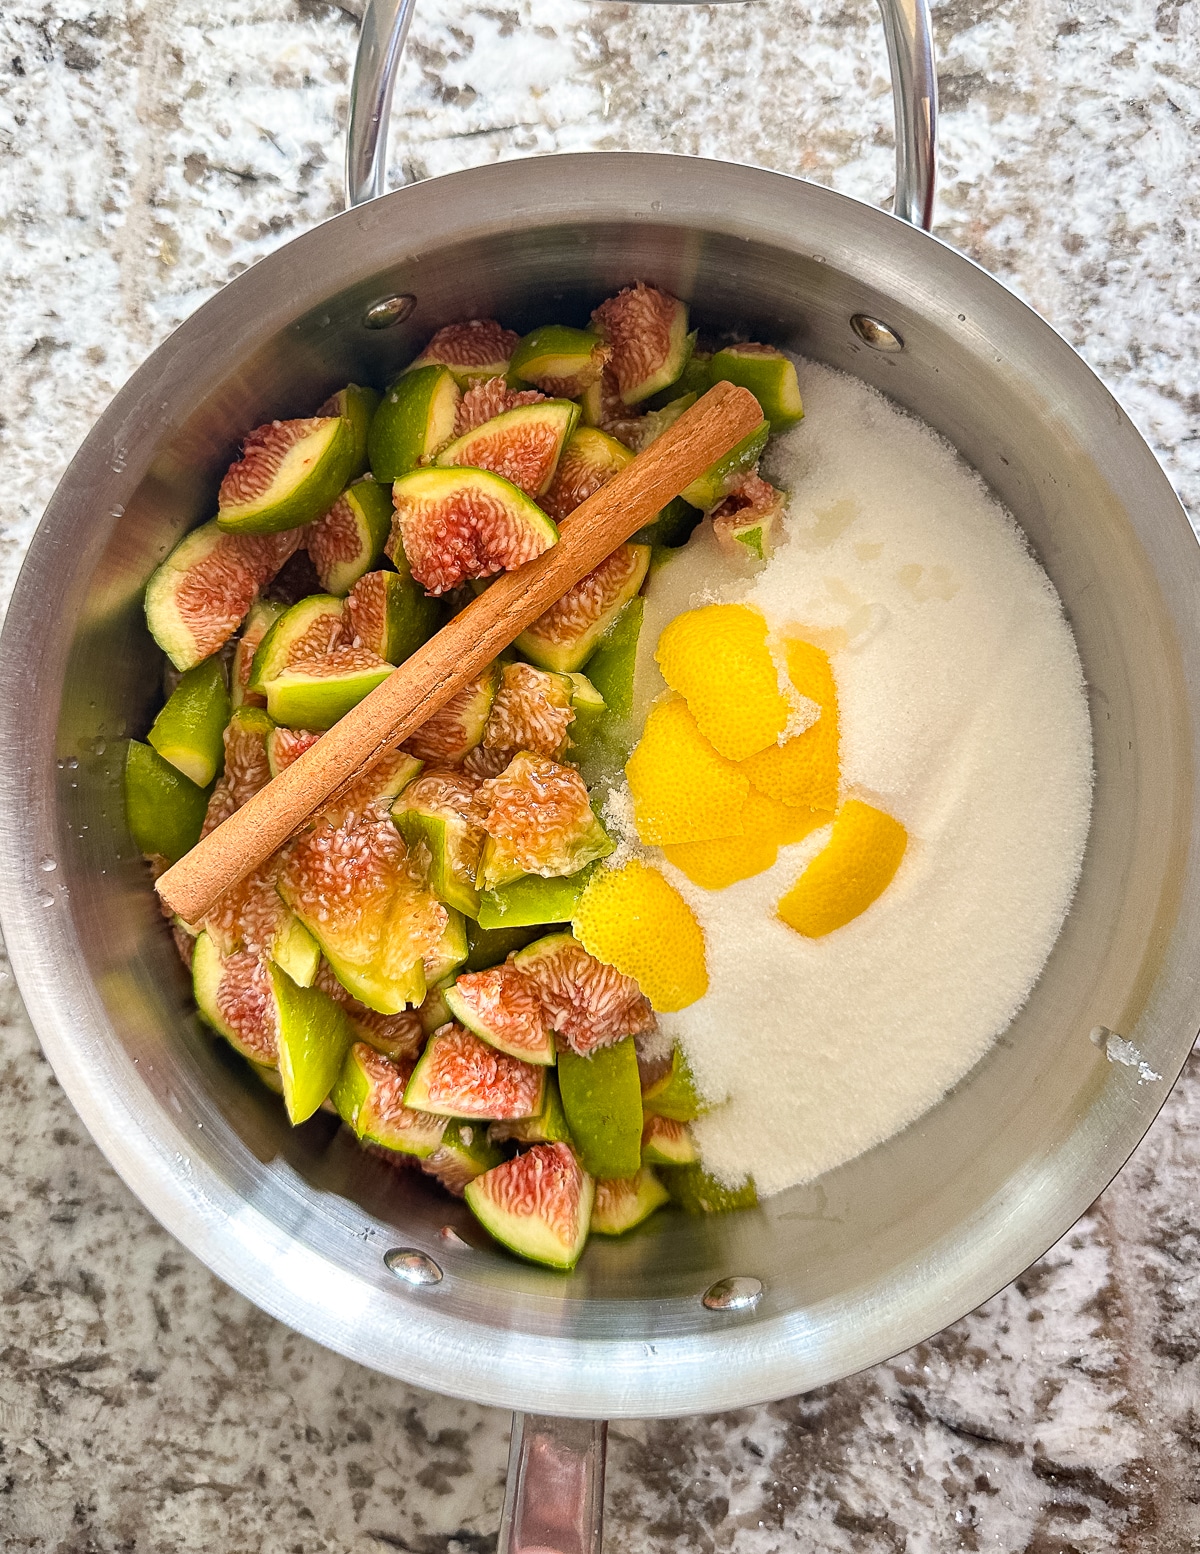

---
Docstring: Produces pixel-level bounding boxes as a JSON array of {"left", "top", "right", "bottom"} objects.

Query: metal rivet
[
  {"left": 702, "top": 1275, "right": 763, "bottom": 1312},
  {"left": 850, "top": 314, "right": 904, "bottom": 352},
  {"left": 384, "top": 1247, "right": 443, "bottom": 1285},
  {"left": 363, "top": 293, "right": 416, "bottom": 330}
]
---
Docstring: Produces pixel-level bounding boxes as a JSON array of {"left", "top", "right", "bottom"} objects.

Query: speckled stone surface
[{"left": 3, "top": 0, "right": 1200, "bottom": 1549}]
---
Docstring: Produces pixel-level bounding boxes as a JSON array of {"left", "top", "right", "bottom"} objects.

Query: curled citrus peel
[
  {"left": 656, "top": 603, "right": 790, "bottom": 761},
  {"left": 573, "top": 859, "right": 707, "bottom": 1012},
  {"left": 777, "top": 799, "right": 907, "bottom": 937}
]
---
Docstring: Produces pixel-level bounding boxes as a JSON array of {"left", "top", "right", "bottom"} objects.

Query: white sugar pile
[{"left": 631, "top": 360, "right": 1094, "bottom": 1195}]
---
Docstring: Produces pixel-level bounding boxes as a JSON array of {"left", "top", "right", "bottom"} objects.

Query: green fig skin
[
  {"left": 319, "top": 384, "right": 381, "bottom": 476},
  {"left": 124, "top": 739, "right": 210, "bottom": 864},
  {"left": 709, "top": 346, "right": 803, "bottom": 434},
  {"left": 368, "top": 365, "right": 460, "bottom": 482},
  {"left": 476, "top": 864, "right": 598, "bottom": 931},
  {"left": 269, "top": 962, "right": 357, "bottom": 1124},
  {"left": 558, "top": 1037, "right": 643, "bottom": 1180},
  {"left": 680, "top": 421, "right": 770, "bottom": 511},
  {"left": 463, "top": 919, "right": 542, "bottom": 972},
  {"left": 665, "top": 1164, "right": 758, "bottom": 1215},
  {"left": 147, "top": 656, "right": 230, "bottom": 788}
]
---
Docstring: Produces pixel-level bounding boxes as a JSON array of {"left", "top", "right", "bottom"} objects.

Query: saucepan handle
[
  {"left": 345, "top": 0, "right": 938, "bottom": 228},
  {"left": 497, "top": 1414, "right": 607, "bottom": 1554}
]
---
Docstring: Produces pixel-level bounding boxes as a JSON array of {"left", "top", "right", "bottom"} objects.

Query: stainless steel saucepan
[{"left": 2, "top": 1, "right": 1197, "bottom": 1546}]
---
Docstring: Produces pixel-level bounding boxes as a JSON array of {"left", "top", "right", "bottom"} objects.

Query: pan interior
[{"left": 7, "top": 157, "right": 1198, "bottom": 1416}]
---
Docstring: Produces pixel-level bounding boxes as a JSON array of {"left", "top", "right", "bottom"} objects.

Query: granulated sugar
[{"left": 632, "top": 360, "right": 1094, "bottom": 1195}]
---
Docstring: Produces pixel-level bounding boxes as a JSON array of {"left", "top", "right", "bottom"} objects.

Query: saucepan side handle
[
  {"left": 345, "top": 0, "right": 938, "bottom": 229},
  {"left": 497, "top": 1414, "right": 607, "bottom": 1554}
]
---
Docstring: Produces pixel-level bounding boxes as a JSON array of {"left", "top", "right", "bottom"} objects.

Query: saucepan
[{"left": 2, "top": 0, "right": 1198, "bottom": 1545}]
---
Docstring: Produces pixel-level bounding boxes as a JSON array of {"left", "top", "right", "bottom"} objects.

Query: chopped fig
[
  {"left": 711, "top": 472, "right": 785, "bottom": 563},
  {"left": 418, "top": 979, "right": 454, "bottom": 1035},
  {"left": 331, "top": 1041, "right": 447, "bottom": 1157},
  {"left": 444, "top": 963, "right": 555, "bottom": 1065},
  {"left": 328, "top": 745, "right": 425, "bottom": 816},
  {"left": 247, "top": 593, "right": 347, "bottom": 694},
  {"left": 200, "top": 845, "right": 320, "bottom": 991},
  {"left": 464, "top": 918, "right": 541, "bottom": 972},
  {"left": 709, "top": 343, "right": 803, "bottom": 433},
  {"left": 231, "top": 599, "right": 286, "bottom": 709},
  {"left": 591, "top": 284, "right": 690, "bottom": 406},
  {"left": 626, "top": 391, "right": 697, "bottom": 453},
  {"left": 266, "top": 724, "right": 322, "bottom": 777},
  {"left": 125, "top": 739, "right": 210, "bottom": 864},
  {"left": 199, "top": 706, "right": 273, "bottom": 837},
  {"left": 147, "top": 656, "right": 230, "bottom": 788},
  {"left": 192, "top": 931, "right": 279, "bottom": 1066},
  {"left": 643, "top": 342, "right": 712, "bottom": 410},
  {"left": 590, "top": 1167, "right": 670, "bottom": 1235},
  {"left": 557, "top": 1037, "right": 644, "bottom": 1180},
  {"left": 680, "top": 420, "right": 770, "bottom": 511},
  {"left": 420, "top": 1118, "right": 503, "bottom": 1196},
  {"left": 391, "top": 767, "right": 487, "bottom": 917},
  {"left": 404, "top": 661, "right": 498, "bottom": 764},
  {"left": 409, "top": 320, "right": 521, "bottom": 385},
  {"left": 279, "top": 800, "right": 446, "bottom": 1014},
  {"left": 511, "top": 931, "right": 654, "bottom": 1055},
  {"left": 317, "top": 383, "right": 381, "bottom": 475},
  {"left": 368, "top": 365, "right": 461, "bottom": 481},
  {"left": 641, "top": 1113, "right": 698, "bottom": 1165},
  {"left": 641, "top": 1045, "right": 707, "bottom": 1121},
  {"left": 539, "top": 426, "right": 632, "bottom": 525},
  {"left": 423, "top": 908, "right": 470, "bottom": 985},
  {"left": 463, "top": 1141, "right": 593, "bottom": 1270},
  {"left": 217, "top": 416, "right": 359, "bottom": 534},
  {"left": 435, "top": 400, "right": 579, "bottom": 498},
  {"left": 509, "top": 325, "right": 611, "bottom": 398},
  {"left": 514, "top": 542, "right": 649, "bottom": 674},
  {"left": 389, "top": 468, "right": 558, "bottom": 595},
  {"left": 666, "top": 1164, "right": 757, "bottom": 1215},
  {"left": 579, "top": 367, "right": 645, "bottom": 448},
  {"left": 307, "top": 477, "right": 393, "bottom": 595},
  {"left": 269, "top": 961, "right": 356, "bottom": 1124},
  {"left": 476, "top": 863, "right": 596, "bottom": 932},
  {"left": 489, "top": 1071, "right": 574, "bottom": 1147},
  {"left": 315, "top": 958, "right": 425, "bottom": 1063},
  {"left": 345, "top": 566, "right": 438, "bottom": 666},
  {"left": 145, "top": 520, "right": 303, "bottom": 672},
  {"left": 404, "top": 1022, "right": 545, "bottom": 1120},
  {"left": 454, "top": 377, "right": 546, "bottom": 438},
  {"left": 264, "top": 646, "right": 392, "bottom": 731},
  {"left": 463, "top": 661, "right": 576, "bottom": 778},
  {"left": 475, "top": 753, "right": 613, "bottom": 891}
]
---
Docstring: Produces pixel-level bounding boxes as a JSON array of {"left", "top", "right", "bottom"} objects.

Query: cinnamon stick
[{"left": 156, "top": 381, "right": 763, "bottom": 923}]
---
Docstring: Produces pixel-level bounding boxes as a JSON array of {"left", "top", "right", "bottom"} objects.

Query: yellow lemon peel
[
  {"left": 574, "top": 859, "right": 708, "bottom": 1011},
  {"left": 626, "top": 695, "right": 749, "bottom": 846},
  {"left": 656, "top": 603, "right": 789, "bottom": 761},
  {"left": 777, "top": 799, "right": 907, "bottom": 937},
  {"left": 741, "top": 637, "right": 840, "bottom": 811},
  {"left": 663, "top": 789, "right": 832, "bottom": 890}
]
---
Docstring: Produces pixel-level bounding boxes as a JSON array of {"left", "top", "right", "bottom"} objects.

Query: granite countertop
[{"left": 3, "top": 0, "right": 1200, "bottom": 1548}]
